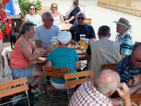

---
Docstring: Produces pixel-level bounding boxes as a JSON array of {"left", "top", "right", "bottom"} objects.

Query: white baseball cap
[{"left": 57, "top": 31, "right": 72, "bottom": 44}]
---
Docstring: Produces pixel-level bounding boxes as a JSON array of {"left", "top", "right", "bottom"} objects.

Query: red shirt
[{"left": 10, "top": 38, "right": 32, "bottom": 68}]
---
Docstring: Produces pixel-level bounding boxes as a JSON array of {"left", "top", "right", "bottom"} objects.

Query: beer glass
[
  {"left": 80, "top": 34, "right": 85, "bottom": 48},
  {"left": 84, "top": 38, "right": 89, "bottom": 49},
  {"left": 51, "top": 37, "right": 58, "bottom": 49}
]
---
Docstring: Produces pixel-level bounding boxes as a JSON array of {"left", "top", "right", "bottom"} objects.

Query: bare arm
[
  {"left": 65, "top": 16, "right": 75, "bottom": 24},
  {"left": 24, "top": 15, "right": 28, "bottom": 22},
  {"left": 19, "top": 40, "right": 48, "bottom": 63},
  {"left": 35, "top": 40, "right": 41, "bottom": 48},
  {"left": 46, "top": 61, "right": 52, "bottom": 67},
  {"left": 59, "top": 12, "right": 64, "bottom": 23},
  {"left": 75, "top": 61, "right": 79, "bottom": 70},
  {"left": 129, "top": 82, "right": 141, "bottom": 95},
  {"left": 121, "top": 54, "right": 126, "bottom": 59}
]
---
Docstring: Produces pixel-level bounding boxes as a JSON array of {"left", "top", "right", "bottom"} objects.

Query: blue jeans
[{"left": 10, "top": 64, "right": 33, "bottom": 78}]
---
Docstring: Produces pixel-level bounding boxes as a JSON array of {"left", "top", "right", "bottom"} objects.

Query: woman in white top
[
  {"left": 24, "top": 4, "right": 42, "bottom": 27},
  {"left": 50, "top": 3, "right": 64, "bottom": 25}
]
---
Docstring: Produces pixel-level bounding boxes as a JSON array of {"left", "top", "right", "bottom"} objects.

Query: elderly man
[
  {"left": 69, "top": 70, "right": 131, "bottom": 106},
  {"left": 69, "top": 12, "right": 96, "bottom": 43},
  {"left": 87, "top": 25, "right": 120, "bottom": 76},
  {"left": 114, "top": 17, "right": 133, "bottom": 59},
  {"left": 116, "top": 42, "right": 141, "bottom": 95},
  {"left": 35, "top": 12, "right": 60, "bottom": 48}
]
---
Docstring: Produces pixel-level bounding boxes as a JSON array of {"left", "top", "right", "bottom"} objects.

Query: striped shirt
[
  {"left": 116, "top": 56, "right": 141, "bottom": 87},
  {"left": 115, "top": 32, "right": 133, "bottom": 56},
  {"left": 69, "top": 81, "right": 112, "bottom": 106}
]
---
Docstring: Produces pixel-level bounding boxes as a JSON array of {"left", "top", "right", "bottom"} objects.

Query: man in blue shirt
[{"left": 35, "top": 12, "right": 60, "bottom": 48}]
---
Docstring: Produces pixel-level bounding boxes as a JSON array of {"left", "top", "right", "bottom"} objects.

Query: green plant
[{"left": 18, "top": 0, "right": 42, "bottom": 17}]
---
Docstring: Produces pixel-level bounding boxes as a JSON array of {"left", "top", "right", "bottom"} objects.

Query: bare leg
[{"left": 30, "top": 64, "right": 43, "bottom": 87}]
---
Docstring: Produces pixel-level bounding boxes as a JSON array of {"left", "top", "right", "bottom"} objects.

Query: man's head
[
  {"left": 131, "top": 43, "right": 141, "bottom": 68},
  {"left": 94, "top": 69, "right": 120, "bottom": 97},
  {"left": 42, "top": 12, "right": 54, "bottom": 28},
  {"left": 76, "top": 12, "right": 86, "bottom": 26},
  {"left": 98, "top": 25, "right": 111, "bottom": 39},
  {"left": 73, "top": 0, "right": 79, "bottom": 6}
]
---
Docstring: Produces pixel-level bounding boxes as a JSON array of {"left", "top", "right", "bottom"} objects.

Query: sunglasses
[
  {"left": 52, "top": 7, "right": 57, "bottom": 8},
  {"left": 136, "top": 59, "right": 141, "bottom": 62},
  {"left": 29, "top": 8, "right": 35, "bottom": 10},
  {"left": 77, "top": 17, "right": 84, "bottom": 20},
  {"left": 47, "top": 19, "right": 54, "bottom": 22}
]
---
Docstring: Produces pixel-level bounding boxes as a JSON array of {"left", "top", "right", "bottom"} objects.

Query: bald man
[{"left": 69, "top": 70, "right": 131, "bottom": 106}]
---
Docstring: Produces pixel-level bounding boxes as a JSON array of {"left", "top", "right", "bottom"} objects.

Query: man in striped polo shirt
[{"left": 116, "top": 42, "right": 141, "bottom": 95}]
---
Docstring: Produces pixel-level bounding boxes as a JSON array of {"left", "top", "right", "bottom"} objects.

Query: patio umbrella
[{"left": 5, "top": 0, "right": 21, "bottom": 15}]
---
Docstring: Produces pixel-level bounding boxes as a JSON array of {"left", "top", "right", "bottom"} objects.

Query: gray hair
[
  {"left": 42, "top": 11, "right": 52, "bottom": 21},
  {"left": 76, "top": 12, "right": 86, "bottom": 19},
  {"left": 94, "top": 69, "right": 120, "bottom": 95}
]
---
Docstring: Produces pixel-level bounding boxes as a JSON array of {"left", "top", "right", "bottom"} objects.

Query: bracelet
[{"left": 119, "top": 99, "right": 123, "bottom": 106}]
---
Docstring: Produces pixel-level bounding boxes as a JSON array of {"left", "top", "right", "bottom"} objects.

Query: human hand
[
  {"left": 65, "top": 20, "right": 69, "bottom": 24},
  {"left": 88, "top": 38, "right": 95, "bottom": 45},
  {"left": 117, "top": 83, "right": 130, "bottom": 101},
  {"left": 137, "top": 82, "right": 141, "bottom": 89},
  {"left": 44, "top": 45, "right": 51, "bottom": 52}
]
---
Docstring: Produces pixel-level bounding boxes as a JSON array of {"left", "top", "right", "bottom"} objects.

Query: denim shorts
[{"left": 10, "top": 64, "right": 33, "bottom": 78}]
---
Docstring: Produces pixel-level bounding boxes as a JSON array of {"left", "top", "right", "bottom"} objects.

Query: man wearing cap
[
  {"left": 46, "top": 31, "right": 80, "bottom": 89},
  {"left": 69, "top": 12, "right": 96, "bottom": 43},
  {"left": 35, "top": 11, "right": 60, "bottom": 49},
  {"left": 114, "top": 17, "right": 133, "bottom": 59}
]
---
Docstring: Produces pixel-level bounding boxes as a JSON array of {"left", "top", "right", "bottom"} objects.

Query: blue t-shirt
[
  {"left": 48, "top": 47, "right": 79, "bottom": 84},
  {"left": 35, "top": 25, "right": 60, "bottom": 47}
]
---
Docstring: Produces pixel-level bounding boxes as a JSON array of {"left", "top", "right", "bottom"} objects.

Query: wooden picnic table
[
  {"left": 57, "top": 23, "right": 72, "bottom": 31},
  {"left": 36, "top": 45, "right": 87, "bottom": 64}
]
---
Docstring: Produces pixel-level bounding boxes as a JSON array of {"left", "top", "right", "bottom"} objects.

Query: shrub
[{"left": 18, "top": 0, "right": 42, "bottom": 17}]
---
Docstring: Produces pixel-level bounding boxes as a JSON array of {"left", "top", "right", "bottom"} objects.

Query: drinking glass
[
  {"left": 80, "top": 34, "right": 85, "bottom": 48},
  {"left": 51, "top": 37, "right": 58, "bottom": 50},
  {"left": 84, "top": 38, "right": 89, "bottom": 49}
]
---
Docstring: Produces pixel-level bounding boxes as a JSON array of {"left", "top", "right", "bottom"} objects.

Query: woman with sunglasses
[
  {"left": 50, "top": 3, "right": 64, "bottom": 25},
  {"left": 24, "top": 4, "right": 42, "bottom": 27}
]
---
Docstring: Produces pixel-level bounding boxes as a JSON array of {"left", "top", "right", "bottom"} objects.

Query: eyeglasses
[
  {"left": 29, "top": 8, "right": 35, "bottom": 10},
  {"left": 47, "top": 19, "right": 54, "bottom": 22},
  {"left": 77, "top": 17, "right": 84, "bottom": 20},
  {"left": 52, "top": 7, "right": 57, "bottom": 8}
]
